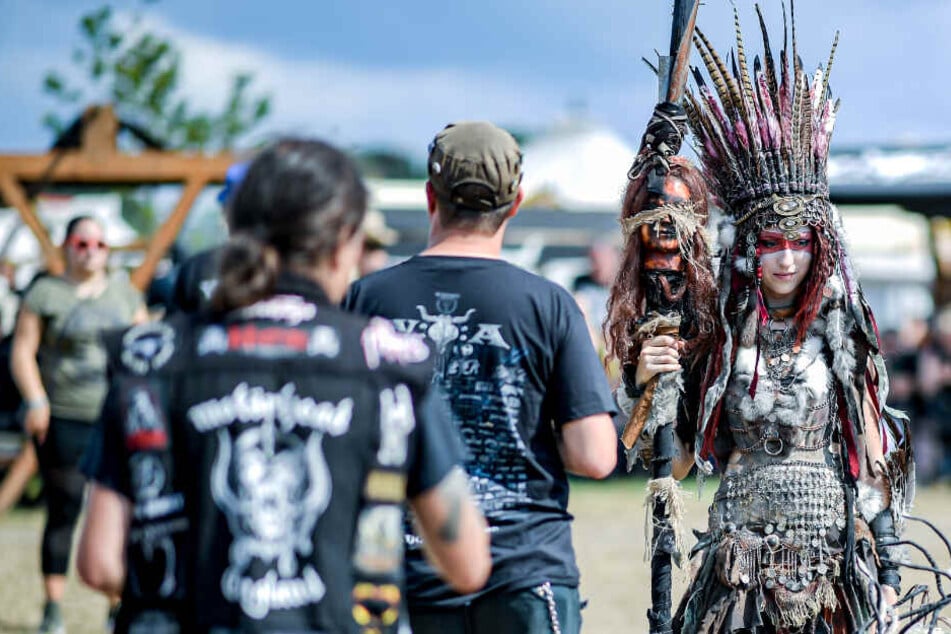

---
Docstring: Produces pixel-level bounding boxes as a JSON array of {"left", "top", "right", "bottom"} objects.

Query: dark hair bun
[{"left": 211, "top": 233, "right": 280, "bottom": 313}]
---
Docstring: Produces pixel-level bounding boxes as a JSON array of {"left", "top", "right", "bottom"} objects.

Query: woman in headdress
[{"left": 612, "top": 6, "right": 914, "bottom": 633}]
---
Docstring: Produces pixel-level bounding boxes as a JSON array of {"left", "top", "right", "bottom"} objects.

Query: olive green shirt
[{"left": 24, "top": 274, "right": 143, "bottom": 422}]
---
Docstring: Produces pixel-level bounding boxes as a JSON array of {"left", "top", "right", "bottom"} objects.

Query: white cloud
[
  {"left": 5, "top": 1, "right": 951, "bottom": 157},
  {"left": 118, "top": 13, "right": 635, "bottom": 157}
]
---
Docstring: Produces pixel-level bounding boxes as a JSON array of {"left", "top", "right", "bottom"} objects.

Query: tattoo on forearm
[{"left": 436, "top": 469, "right": 467, "bottom": 543}]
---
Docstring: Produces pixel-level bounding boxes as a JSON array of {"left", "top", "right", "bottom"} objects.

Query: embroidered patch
[
  {"left": 124, "top": 385, "right": 169, "bottom": 452},
  {"left": 307, "top": 326, "right": 340, "bottom": 358},
  {"left": 378, "top": 384, "right": 416, "bottom": 467},
  {"left": 238, "top": 295, "right": 317, "bottom": 326},
  {"left": 353, "top": 506, "right": 403, "bottom": 575},
  {"left": 121, "top": 323, "right": 176, "bottom": 375},
  {"left": 197, "top": 324, "right": 339, "bottom": 359},
  {"left": 197, "top": 325, "right": 228, "bottom": 356},
  {"left": 188, "top": 382, "right": 353, "bottom": 436},
  {"left": 212, "top": 423, "right": 332, "bottom": 618},
  {"left": 363, "top": 470, "right": 406, "bottom": 503},
  {"left": 361, "top": 318, "right": 429, "bottom": 370}
]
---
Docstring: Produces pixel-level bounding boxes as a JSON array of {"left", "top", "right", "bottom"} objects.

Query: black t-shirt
[
  {"left": 170, "top": 247, "right": 221, "bottom": 315},
  {"left": 87, "top": 272, "right": 462, "bottom": 633},
  {"left": 345, "top": 255, "right": 616, "bottom": 607}
]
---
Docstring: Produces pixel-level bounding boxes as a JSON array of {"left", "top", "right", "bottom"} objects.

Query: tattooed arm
[{"left": 409, "top": 466, "right": 490, "bottom": 594}]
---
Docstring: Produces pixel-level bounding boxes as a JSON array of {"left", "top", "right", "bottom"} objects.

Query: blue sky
[{"left": 2, "top": 0, "right": 950, "bottom": 159}]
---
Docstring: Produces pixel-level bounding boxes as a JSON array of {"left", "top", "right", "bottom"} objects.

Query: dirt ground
[{"left": 0, "top": 478, "right": 949, "bottom": 633}]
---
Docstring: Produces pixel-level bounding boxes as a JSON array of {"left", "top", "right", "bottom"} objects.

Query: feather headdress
[
  {"left": 685, "top": 2, "right": 840, "bottom": 238},
  {"left": 689, "top": 7, "right": 916, "bottom": 531}
]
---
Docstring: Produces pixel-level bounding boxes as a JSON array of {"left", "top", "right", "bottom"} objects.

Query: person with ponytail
[{"left": 77, "top": 138, "right": 489, "bottom": 633}]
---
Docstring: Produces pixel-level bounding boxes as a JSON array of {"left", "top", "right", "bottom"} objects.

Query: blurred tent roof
[
  {"left": 369, "top": 117, "right": 951, "bottom": 216},
  {"left": 520, "top": 120, "right": 634, "bottom": 212},
  {"left": 829, "top": 145, "right": 951, "bottom": 216}
]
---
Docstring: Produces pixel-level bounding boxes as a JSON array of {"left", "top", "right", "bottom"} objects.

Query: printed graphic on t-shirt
[
  {"left": 123, "top": 384, "right": 185, "bottom": 600},
  {"left": 392, "top": 292, "right": 531, "bottom": 520},
  {"left": 189, "top": 383, "right": 353, "bottom": 619}
]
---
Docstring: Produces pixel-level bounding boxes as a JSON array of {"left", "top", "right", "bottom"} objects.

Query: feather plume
[
  {"left": 812, "top": 98, "right": 832, "bottom": 164},
  {"left": 791, "top": 0, "right": 799, "bottom": 78},
  {"left": 728, "top": 53, "right": 752, "bottom": 154},
  {"left": 811, "top": 68, "right": 825, "bottom": 117},
  {"left": 696, "top": 28, "right": 745, "bottom": 121},
  {"left": 683, "top": 92, "right": 705, "bottom": 147},
  {"left": 692, "top": 86, "right": 744, "bottom": 191},
  {"left": 734, "top": 7, "right": 759, "bottom": 128},
  {"left": 757, "top": 72, "right": 782, "bottom": 149},
  {"left": 798, "top": 71, "right": 813, "bottom": 190},
  {"left": 801, "top": 72, "right": 816, "bottom": 187},
  {"left": 693, "top": 71, "right": 735, "bottom": 145},
  {"left": 788, "top": 71, "right": 801, "bottom": 186},
  {"left": 820, "top": 31, "right": 840, "bottom": 106},
  {"left": 685, "top": 2, "right": 840, "bottom": 212},
  {"left": 733, "top": 16, "right": 766, "bottom": 185},
  {"left": 779, "top": 2, "right": 792, "bottom": 150},
  {"left": 693, "top": 32, "right": 736, "bottom": 120},
  {"left": 756, "top": 74, "right": 781, "bottom": 190},
  {"left": 756, "top": 3, "right": 780, "bottom": 107}
]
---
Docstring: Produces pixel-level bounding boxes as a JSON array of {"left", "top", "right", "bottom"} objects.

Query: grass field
[{"left": 0, "top": 478, "right": 949, "bottom": 633}]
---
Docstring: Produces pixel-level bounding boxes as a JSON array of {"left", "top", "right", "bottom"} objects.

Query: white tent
[{"left": 520, "top": 121, "right": 635, "bottom": 212}]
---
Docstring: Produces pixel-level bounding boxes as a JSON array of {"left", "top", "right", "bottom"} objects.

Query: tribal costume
[{"left": 670, "top": 5, "right": 915, "bottom": 633}]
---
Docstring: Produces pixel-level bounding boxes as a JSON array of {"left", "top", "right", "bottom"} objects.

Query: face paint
[
  {"left": 637, "top": 174, "right": 692, "bottom": 310},
  {"left": 757, "top": 229, "right": 813, "bottom": 255},
  {"left": 756, "top": 228, "right": 814, "bottom": 306}
]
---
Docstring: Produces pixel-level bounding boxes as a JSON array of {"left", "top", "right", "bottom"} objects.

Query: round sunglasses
[{"left": 66, "top": 236, "right": 109, "bottom": 252}]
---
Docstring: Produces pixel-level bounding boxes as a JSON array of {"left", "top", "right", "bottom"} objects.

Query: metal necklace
[{"left": 760, "top": 317, "right": 800, "bottom": 387}]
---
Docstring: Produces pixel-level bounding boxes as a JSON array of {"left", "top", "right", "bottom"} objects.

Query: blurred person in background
[
  {"left": 357, "top": 209, "right": 398, "bottom": 278},
  {"left": 0, "top": 261, "right": 36, "bottom": 516},
  {"left": 0, "top": 259, "right": 23, "bottom": 428},
  {"left": 346, "top": 121, "right": 617, "bottom": 634},
  {"left": 10, "top": 215, "right": 146, "bottom": 634},
  {"left": 0, "top": 259, "right": 19, "bottom": 337},
  {"left": 571, "top": 237, "right": 620, "bottom": 343},
  {"left": 571, "top": 237, "right": 623, "bottom": 396},
  {"left": 77, "top": 138, "right": 489, "bottom": 633},
  {"left": 168, "top": 162, "right": 248, "bottom": 315},
  {"left": 917, "top": 305, "right": 951, "bottom": 480}
]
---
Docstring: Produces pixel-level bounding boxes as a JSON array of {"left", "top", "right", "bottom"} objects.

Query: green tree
[
  {"left": 41, "top": 2, "right": 271, "bottom": 240},
  {"left": 42, "top": 3, "right": 270, "bottom": 152}
]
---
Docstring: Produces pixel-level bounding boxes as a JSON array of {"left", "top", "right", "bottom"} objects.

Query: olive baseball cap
[{"left": 428, "top": 121, "right": 523, "bottom": 212}]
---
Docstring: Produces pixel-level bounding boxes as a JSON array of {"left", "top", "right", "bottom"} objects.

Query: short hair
[{"left": 434, "top": 188, "right": 513, "bottom": 236}]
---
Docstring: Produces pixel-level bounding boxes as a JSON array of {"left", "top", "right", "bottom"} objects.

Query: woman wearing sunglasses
[{"left": 10, "top": 215, "right": 147, "bottom": 634}]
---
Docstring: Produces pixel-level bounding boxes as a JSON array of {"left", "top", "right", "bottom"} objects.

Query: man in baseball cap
[
  {"left": 427, "top": 121, "right": 522, "bottom": 213},
  {"left": 345, "top": 121, "right": 617, "bottom": 634}
]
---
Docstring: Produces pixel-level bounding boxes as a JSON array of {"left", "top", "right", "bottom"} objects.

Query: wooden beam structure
[
  {"left": 0, "top": 172, "right": 64, "bottom": 275},
  {"left": 0, "top": 104, "right": 236, "bottom": 290}
]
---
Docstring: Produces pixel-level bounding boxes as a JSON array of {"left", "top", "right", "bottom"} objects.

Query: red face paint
[{"left": 756, "top": 229, "right": 813, "bottom": 255}]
